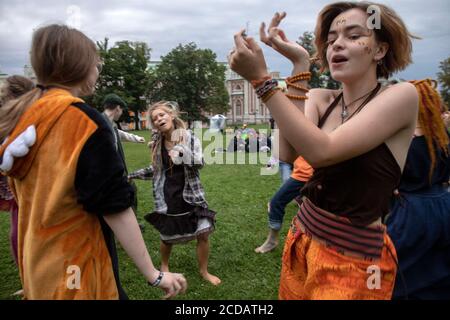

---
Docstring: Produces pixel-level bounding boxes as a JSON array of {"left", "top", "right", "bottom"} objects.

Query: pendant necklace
[{"left": 341, "top": 85, "right": 379, "bottom": 124}]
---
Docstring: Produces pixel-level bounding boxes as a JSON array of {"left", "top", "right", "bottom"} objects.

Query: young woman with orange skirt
[{"left": 229, "top": 2, "right": 418, "bottom": 299}]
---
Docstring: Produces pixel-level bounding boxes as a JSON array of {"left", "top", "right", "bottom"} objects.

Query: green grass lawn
[{"left": 0, "top": 129, "right": 298, "bottom": 300}]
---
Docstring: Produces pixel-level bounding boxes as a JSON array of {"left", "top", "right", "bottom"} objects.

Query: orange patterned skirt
[{"left": 278, "top": 198, "right": 397, "bottom": 300}]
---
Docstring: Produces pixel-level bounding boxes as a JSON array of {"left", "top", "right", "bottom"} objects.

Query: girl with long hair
[{"left": 129, "top": 101, "right": 221, "bottom": 286}]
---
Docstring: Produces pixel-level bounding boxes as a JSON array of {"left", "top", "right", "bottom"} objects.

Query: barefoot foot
[
  {"left": 254, "top": 239, "right": 278, "bottom": 253},
  {"left": 201, "top": 272, "right": 221, "bottom": 285}
]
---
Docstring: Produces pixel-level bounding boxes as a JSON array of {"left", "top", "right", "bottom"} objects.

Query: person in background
[
  {"left": 387, "top": 79, "right": 450, "bottom": 299},
  {"left": 0, "top": 75, "right": 35, "bottom": 266},
  {"left": 255, "top": 155, "right": 313, "bottom": 253},
  {"left": 102, "top": 93, "right": 146, "bottom": 231}
]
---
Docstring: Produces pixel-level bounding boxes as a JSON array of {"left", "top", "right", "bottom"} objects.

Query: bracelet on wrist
[
  {"left": 251, "top": 75, "right": 272, "bottom": 89},
  {"left": 285, "top": 93, "right": 308, "bottom": 100},
  {"left": 255, "top": 79, "right": 278, "bottom": 99},
  {"left": 286, "top": 71, "right": 311, "bottom": 83},
  {"left": 148, "top": 271, "right": 164, "bottom": 287},
  {"left": 286, "top": 82, "right": 309, "bottom": 92},
  {"left": 261, "top": 87, "right": 281, "bottom": 103}
]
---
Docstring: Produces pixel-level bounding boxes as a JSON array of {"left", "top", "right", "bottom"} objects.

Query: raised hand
[
  {"left": 260, "top": 12, "right": 310, "bottom": 67},
  {"left": 228, "top": 29, "right": 270, "bottom": 82}
]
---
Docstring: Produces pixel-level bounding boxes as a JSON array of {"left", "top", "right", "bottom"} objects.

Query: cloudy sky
[{"left": 1, "top": 0, "right": 449, "bottom": 80}]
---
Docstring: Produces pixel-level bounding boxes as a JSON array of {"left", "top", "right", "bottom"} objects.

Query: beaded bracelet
[
  {"left": 285, "top": 93, "right": 308, "bottom": 100},
  {"left": 286, "top": 82, "right": 309, "bottom": 92},
  {"left": 148, "top": 271, "right": 164, "bottom": 287},
  {"left": 261, "top": 87, "right": 281, "bottom": 103},
  {"left": 251, "top": 75, "right": 272, "bottom": 89},
  {"left": 286, "top": 71, "right": 311, "bottom": 83},
  {"left": 255, "top": 79, "right": 278, "bottom": 99}
]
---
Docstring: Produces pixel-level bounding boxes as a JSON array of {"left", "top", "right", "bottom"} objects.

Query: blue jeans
[
  {"left": 269, "top": 177, "right": 306, "bottom": 230},
  {"left": 279, "top": 161, "right": 293, "bottom": 184}
]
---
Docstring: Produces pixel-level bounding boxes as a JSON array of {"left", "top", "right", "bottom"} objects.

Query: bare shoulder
[
  {"left": 308, "top": 88, "right": 341, "bottom": 116},
  {"left": 375, "top": 82, "right": 419, "bottom": 115},
  {"left": 380, "top": 82, "right": 418, "bottom": 101},
  {"left": 308, "top": 88, "right": 340, "bottom": 100}
]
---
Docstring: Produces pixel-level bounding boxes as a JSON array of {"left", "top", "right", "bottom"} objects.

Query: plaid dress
[{"left": 129, "top": 130, "right": 216, "bottom": 244}]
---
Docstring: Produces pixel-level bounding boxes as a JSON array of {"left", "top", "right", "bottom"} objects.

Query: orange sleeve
[{"left": 291, "top": 156, "right": 313, "bottom": 182}]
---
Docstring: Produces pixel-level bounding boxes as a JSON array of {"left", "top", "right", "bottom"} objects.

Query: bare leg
[
  {"left": 196, "top": 233, "right": 221, "bottom": 285},
  {"left": 160, "top": 241, "right": 172, "bottom": 272},
  {"left": 255, "top": 228, "right": 279, "bottom": 253}
]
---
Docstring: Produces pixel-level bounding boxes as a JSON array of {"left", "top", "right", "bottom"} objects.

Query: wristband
[
  {"left": 148, "top": 271, "right": 164, "bottom": 287},
  {"left": 250, "top": 75, "right": 272, "bottom": 89}
]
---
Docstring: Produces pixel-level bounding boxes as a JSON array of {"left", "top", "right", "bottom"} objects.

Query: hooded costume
[{"left": 0, "top": 89, "right": 135, "bottom": 299}]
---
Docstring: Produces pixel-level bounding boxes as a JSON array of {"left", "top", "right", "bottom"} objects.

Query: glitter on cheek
[
  {"left": 357, "top": 41, "right": 366, "bottom": 46},
  {"left": 364, "top": 46, "right": 373, "bottom": 54}
]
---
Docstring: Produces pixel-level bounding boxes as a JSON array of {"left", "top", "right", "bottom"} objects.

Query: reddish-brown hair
[
  {"left": 410, "top": 79, "right": 449, "bottom": 182},
  {"left": 314, "top": 1, "right": 417, "bottom": 78}
]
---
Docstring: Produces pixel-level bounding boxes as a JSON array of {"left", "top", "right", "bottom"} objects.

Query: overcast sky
[{"left": 1, "top": 0, "right": 449, "bottom": 80}]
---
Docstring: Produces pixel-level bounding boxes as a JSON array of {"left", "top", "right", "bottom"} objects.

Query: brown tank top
[{"left": 302, "top": 86, "right": 401, "bottom": 226}]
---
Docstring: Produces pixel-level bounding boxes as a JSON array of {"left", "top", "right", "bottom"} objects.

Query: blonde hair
[
  {"left": 147, "top": 101, "right": 187, "bottom": 166},
  {"left": 0, "top": 24, "right": 99, "bottom": 142},
  {"left": 314, "top": 1, "right": 417, "bottom": 79}
]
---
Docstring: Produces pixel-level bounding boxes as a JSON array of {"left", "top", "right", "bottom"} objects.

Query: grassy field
[{"left": 0, "top": 128, "right": 298, "bottom": 300}]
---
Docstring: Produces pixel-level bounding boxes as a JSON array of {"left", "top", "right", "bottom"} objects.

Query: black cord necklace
[{"left": 341, "top": 83, "right": 381, "bottom": 124}]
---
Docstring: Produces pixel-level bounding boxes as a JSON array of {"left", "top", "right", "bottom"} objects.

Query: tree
[
  {"left": 437, "top": 56, "right": 450, "bottom": 108},
  {"left": 87, "top": 38, "right": 153, "bottom": 130},
  {"left": 297, "top": 31, "right": 340, "bottom": 89},
  {"left": 151, "top": 43, "right": 229, "bottom": 126}
]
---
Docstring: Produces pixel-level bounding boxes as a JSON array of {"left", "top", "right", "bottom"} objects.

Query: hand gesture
[
  {"left": 228, "top": 29, "right": 269, "bottom": 82},
  {"left": 156, "top": 272, "right": 187, "bottom": 299},
  {"left": 260, "top": 12, "right": 310, "bottom": 66},
  {"left": 137, "top": 136, "right": 145, "bottom": 143},
  {"left": 169, "top": 146, "right": 184, "bottom": 165}
]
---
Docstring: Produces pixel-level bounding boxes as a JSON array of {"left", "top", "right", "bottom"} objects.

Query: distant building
[
  {"left": 224, "top": 64, "right": 285, "bottom": 125},
  {"left": 149, "top": 60, "right": 283, "bottom": 125}
]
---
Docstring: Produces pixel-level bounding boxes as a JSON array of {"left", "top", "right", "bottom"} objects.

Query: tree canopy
[
  {"left": 437, "top": 56, "right": 450, "bottom": 108},
  {"left": 87, "top": 38, "right": 153, "bottom": 129},
  {"left": 151, "top": 43, "right": 229, "bottom": 125},
  {"left": 297, "top": 31, "right": 340, "bottom": 90}
]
